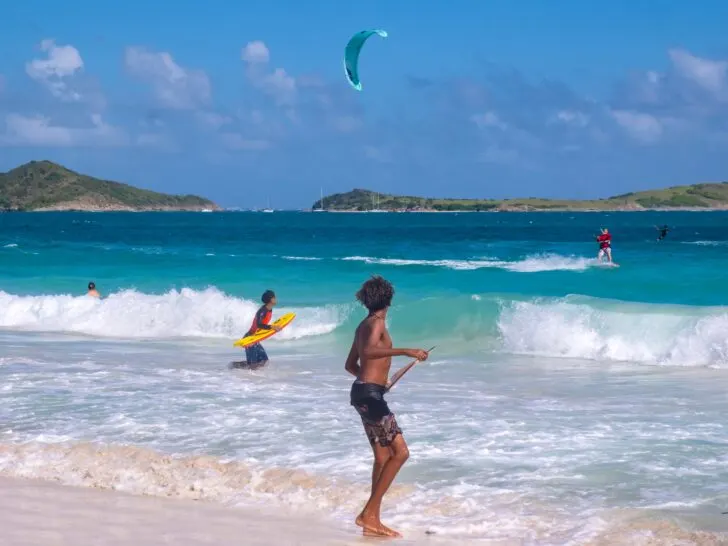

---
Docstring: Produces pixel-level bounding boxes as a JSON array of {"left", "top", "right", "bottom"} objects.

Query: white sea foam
[
  {"left": 1, "top": 343, "right": 727, "bottom": 543},
  {"left": 3, "top": 287, "right": 726, "bottom": 368},
  {"left": 498, "top": 298, "right": 728, "bottom": 367},
  {"left": 340, "top": 253, "right": 597, "bottom": 272},
  {"left": 683, "top": 240, "right": 728, "bottom": 247},
  {"left": 341, "top": 255, "right": 501, "bottom": 270},
  {"left": 503, "top": 254, "right": 595, "bottom": 272},
  {"left": 0, "top": 288, "right": 347, "bottom": 340}
]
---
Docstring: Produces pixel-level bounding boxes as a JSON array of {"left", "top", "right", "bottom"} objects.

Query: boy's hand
[
  {"left": 272, "top": 325, "right": 282, "bottom": 332},
  {"left": 405, "top": 349, "right": 429, "bottom": 361}
]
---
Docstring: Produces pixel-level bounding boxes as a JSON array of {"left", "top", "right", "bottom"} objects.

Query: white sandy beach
[
  {"left": 4, "top": 475, "right": 728, "bottom": 546},
  {"left": 0, "top": 476, "right": 373, "bottom": 546}
]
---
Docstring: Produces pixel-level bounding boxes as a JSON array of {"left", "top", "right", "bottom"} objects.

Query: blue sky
[{"left": 2, "top": 0, "right": 728, "bottom": 208}]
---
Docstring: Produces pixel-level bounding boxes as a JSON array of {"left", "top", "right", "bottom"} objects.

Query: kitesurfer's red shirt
[{"left": 597, "top": 233, "right": 611, "bottom": 249}]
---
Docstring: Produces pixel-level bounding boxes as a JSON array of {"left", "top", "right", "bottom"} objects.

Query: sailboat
[
  {"left": 369, "top": 192, "right": 386, "bottom": 213},
  {"left": 313, "top": 187, "right": 328, "bottom": 212},
  {"left": 262, "top": 197, "right": 274, "bottom": 213}
]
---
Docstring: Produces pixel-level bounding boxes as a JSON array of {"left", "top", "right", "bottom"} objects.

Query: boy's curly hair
[{"left": 356, "top": 275, "right": 394, "bottom": 312}]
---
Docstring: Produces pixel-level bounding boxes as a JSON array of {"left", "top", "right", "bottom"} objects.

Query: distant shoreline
[
  {"left": 314, "top": 184, "right": 728, "bottom": 212},
  {"left": 1, "top": 207, "right": 219, "bottom": 213},
  {"left": 4, "top": 207, "right": 728, "bottom": 213},
  {"left": 318, "top": 207, "right": 728, "bottom": 213},
  {"left": 0, "top": 161, "right": 219, "bottom": 212}
]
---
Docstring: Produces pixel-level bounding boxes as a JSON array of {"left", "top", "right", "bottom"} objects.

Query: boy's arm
[
  {"left": 255, "top": 308, "right": 279, "bottom": 331},
  {"left": 256, "top": 318, "right": 272, "bottom": 330},
  {"left": 360, "top": 320, "right": 427, "bottom": 360},
  {"left": 344, "top": 341, "right": 360, "bottom": 377}
]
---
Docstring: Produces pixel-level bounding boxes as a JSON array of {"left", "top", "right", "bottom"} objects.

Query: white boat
[
  {"left": 262, "top": 197, "right": 274, "bottom": 213},
  {"left": 313, "top": 187, "right": 328, "bottom": 212},
  {"left": 368, "top": 192, "right": 387, "bottom": 212}
]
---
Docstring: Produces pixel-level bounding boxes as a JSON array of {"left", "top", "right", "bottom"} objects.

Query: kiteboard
[{"left": 232, "top": 312, "right": 296, "bottom": 348}]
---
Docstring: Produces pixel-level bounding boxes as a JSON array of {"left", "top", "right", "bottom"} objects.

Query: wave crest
[
  {"left": 498, "top": 299, "right": 728, "bottom": 367},
  {"left": 0, "top": 288, "right": 347, "bottom": 340},
  {"left": 341, "top": 253, "right": 597, "bottom": 272}
]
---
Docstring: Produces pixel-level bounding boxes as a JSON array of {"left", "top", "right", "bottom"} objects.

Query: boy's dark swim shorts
[{"left": 350, "top": 380, "right": 402, "bottom": 447}]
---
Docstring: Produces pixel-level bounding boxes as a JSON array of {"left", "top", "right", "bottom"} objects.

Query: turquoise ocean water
[{"left": 1, "top": 211, "right": 728, "bottom": 544}]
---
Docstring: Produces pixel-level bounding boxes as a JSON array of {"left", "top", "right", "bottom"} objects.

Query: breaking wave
[
  {"left": 0, "top": 288, "right": 347, "bottom": 340},
  {"left": 340, "top": 253, "right": 597, "bottom": 272}
]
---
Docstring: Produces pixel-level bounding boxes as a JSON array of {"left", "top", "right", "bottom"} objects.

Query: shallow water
[{"left": 1, "top": 211, "right": 728, "bottom": 544}]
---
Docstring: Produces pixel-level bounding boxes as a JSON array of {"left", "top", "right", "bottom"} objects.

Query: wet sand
[{"left": 0, "top": 476, "right": 365, "bottom": 546}]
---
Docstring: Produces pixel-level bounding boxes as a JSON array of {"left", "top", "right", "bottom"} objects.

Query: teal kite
[{"left": 344, "top": 29, "right": 388, "bottom": 91}]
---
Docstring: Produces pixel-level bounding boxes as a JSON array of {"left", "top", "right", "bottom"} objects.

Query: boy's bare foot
[
  {"left": 362, "top": 523, "right": 401, "bottom": 538},
  {"left": 358, "top": 512, "right": 401, "bottom": 538}
]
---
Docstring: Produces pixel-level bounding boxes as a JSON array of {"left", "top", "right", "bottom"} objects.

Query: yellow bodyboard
[{"left": 233, "top": 312, "right": 296, "bottom": 348}]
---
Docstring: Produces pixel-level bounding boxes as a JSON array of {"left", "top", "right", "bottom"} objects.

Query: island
[
  {"left": 312, "top": 184, "right": 728, "bottom": 212},
  {"left": 0, "top": 161, "right": 220, "bottom": 212}
]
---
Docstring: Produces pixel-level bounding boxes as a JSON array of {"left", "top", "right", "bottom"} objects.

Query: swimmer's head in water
[
  {"left": 356, "top": 275, "right": 394, "bottom": 312},
  {"left": 601, "top": 228, "right": 609, "bottom": 234},
  {"left": 262, "top": 290, "right": 276, "bottom": 305},
  {"left": 88, "top": 282, "right": 96, "bottom": 290}
]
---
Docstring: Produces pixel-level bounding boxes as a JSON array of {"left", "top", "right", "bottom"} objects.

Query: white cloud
[
  {"left": 261, "top": 68, "right": 296, "bottom": 104},
  {"left": 241, "top": 40, "right": 297, "bottom": 105},
  {"left": 241, "top": 41, "right": 270, "bottom": 64},
  {"left": 477, "top": 146, "right": 519, "bottom": 165},
  {"left": 140, "top": 117, "right": 165, "bottom": 129},
  {"left": 330, "top": 115, "right": 362, "bottom": 133},
  {"left": 1, "top": 113, "right": 127, "bottom": 147},
  {"left": 136, "top": 132, "right": 176, "bottom": 151},
  {"left": 195, "top": 111, "right": 232, "bottom": 129},
  {"left": 236, "top": 108, "right": 289, "bottom": 139},
  {"left": 250, "top": 110, "right": 265, "bottom": 124},
  {"left": 669, "top": 49, "right": 728, "bottom": 96},
  {"left": 471, "top": 111, "right": 507, "bottom": 130},
  {"left": 611, "top": 110, "right": 663, "bottom": 144},
  {"left": 25, "top": 39, "right": 84, "bottom": 101},
  {"left": 296, "top": 74, "right": 326, "bottom": 88},
  {"left": 470, "top": 110, "right": 541, "bottom": 154},
  {"left": 629, "top": 70, "right": 663, "bottom": 104},
  {"left": 363, "top": 145, "right": 392, "bottom": 163},
  {"left": 220, "top": 133, "right": 271, "bottom": 151},
  {"left": 551, "top": 110, "right": 589, "bottom": 127},
  {"left": 646, "top": 70, "right": 661, "bottom": 85},
  {"left": 136, "top": 133, "right": 163, "bottom": 146},
  {"left": 125, "top": 47, "right": 211, "bottom": 109},
  {"left": 560, "top": 144, "right": 582, "bottom": 153}
]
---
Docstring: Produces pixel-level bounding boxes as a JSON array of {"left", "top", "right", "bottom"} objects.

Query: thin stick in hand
[{"left": 386, "top": 346, "right": 436, "bottom": 392}]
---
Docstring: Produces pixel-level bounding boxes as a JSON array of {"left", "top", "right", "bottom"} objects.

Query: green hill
[
  {"left": 313, "top": 184, "right": 728, "bottom": 212},
  {"left": 0, "top": 161, "right": 219, "bottom": 212}
]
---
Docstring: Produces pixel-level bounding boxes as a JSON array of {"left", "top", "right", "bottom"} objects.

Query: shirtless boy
[
  {"left": 344, "top": 275, "right": 429, "bottom": 538},
  {"left": 87, "top": 282, "right": 101, "bottom": 298}
]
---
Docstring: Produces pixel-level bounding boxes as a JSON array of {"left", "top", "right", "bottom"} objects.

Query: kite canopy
[{"left": 344, "top": 29, "right": 388, "bottom": 91}]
